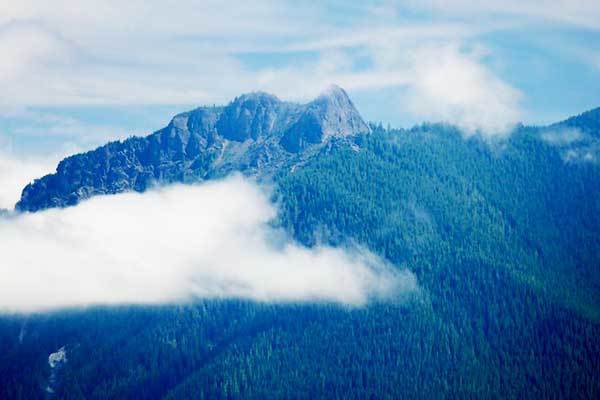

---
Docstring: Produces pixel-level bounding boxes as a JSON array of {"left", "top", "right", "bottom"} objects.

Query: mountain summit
[
  {"left": 16, "top": 86, "right": 369, "bottom": 212},
  {"left": 281, "top": 85, "right": 370, "bottom": 152}
]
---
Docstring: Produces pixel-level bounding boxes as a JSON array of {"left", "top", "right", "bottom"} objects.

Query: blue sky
[{"left": 1, "top": 0, "right": 600, "bottom": 157}]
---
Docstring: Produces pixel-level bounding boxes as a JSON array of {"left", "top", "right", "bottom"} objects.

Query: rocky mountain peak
[
  {"left": 216, "top": 92, "right": 283, "bottom": 142},
  {"left": 317, "top": 84, "right": 351, "bottom": 103},
  {"left": 15, "top": 86, "right": 370, "bottom": 212},
  {"left": 279, "top": 85, "right": 370, "bottom": 152}
]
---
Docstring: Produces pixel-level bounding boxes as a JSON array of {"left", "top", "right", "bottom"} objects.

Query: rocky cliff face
[
  {"left": 16, "top": 86, "right": 370, "bottom": 212},
  {"left": 280, "top": 85, "right": 370, "bottom": 152},
  {"left": 216, "top": 92, "right": 284, "bottom": 141}
]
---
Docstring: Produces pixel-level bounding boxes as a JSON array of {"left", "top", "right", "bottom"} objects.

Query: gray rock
[
  {"left": 216, "top": 92, "right": 282, "bottom": 141},
  {"left": 281, "top": 85, "right": 370, "bottom": 152},
  {"left": 15, "top": 86, "right": 369, "bottom": 212}
]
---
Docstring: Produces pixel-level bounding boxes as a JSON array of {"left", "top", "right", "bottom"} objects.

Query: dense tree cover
[
  {"left": 1, "top": 124, "right": 599, "bottom": 399},
  {"left": 277, "top": 125, "right": 600, "bottom": 318}
]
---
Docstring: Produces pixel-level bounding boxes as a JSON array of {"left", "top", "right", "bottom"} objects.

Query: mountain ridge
[
  {"left": 13, "top": 87, "right": 600, "bottom": 212},
  {"left": 15, "top": 85, "right": 369, "bottom": 212},
  {"left": 2, "top": 93, "right": 600, "bottom": 400}
]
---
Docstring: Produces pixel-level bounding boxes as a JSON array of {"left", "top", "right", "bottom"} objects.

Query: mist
[
  {"left": 0, "top": 151, "right": 58, "bottom": 209},
  {"left": 0, "top": 175, "right": 417, "bottom": 313}
]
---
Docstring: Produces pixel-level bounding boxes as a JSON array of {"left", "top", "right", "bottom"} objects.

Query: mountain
[
  {"left": 2, "top": 90, "right": 600, "bottom": 399},
  {"left": 15, "top": 85, "right": 369, "bottom": 212},
  {"left": 540, "top": 107, "right": 600, "bottom": 163},
  {"left": 552, "top": 106, "right": 600, "bottom": 135}
]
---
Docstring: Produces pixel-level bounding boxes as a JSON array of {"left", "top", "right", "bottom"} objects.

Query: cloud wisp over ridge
[{"left": 0, "top": 175, "right": 417, "bottom": 313}]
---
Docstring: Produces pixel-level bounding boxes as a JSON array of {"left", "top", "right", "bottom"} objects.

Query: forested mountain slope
[{"left": 1, "top": 93, "right": 599, "bottom": 399}]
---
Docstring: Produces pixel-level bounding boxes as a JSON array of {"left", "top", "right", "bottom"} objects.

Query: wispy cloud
[
  {"left": 409, "top": 0, "right": 600, "bottom": 31},
  {"left": 541, "top": 128, "right": 584, "bottom": 145},
  {"left": 541, "top": 127, "right": 599, "bottom": 163},
  {"left": 402, "top": 45, "right": 522, "bottom": 136},
  {"left": 0, "top": 151, "right": 59, "bottom": 209},
  {"left": 0, "top": 176, "right": 417, "bottom": 313},
  {"left": 0, "top": 0, "right": 597, "bottom": 140}
]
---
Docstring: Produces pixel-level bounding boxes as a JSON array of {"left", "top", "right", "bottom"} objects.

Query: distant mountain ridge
[
  {"left": 15, "top": 85, "right": 369, "bottom": 212},
  {"left": 13, "top": 87, "right": 600, "bottom": 213},
  {"left": 552, "top": 106, "right": 600, "bottom": 135},
  {"left": 542, "top": 107, "right": 600, "bottom": 162}
]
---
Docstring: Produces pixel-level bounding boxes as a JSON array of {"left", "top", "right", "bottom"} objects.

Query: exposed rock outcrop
[{"left": 16, "top": 86, "right": 370, "bottom": 212}]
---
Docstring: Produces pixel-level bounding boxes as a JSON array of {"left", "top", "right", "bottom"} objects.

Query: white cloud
[
  {"left": 0, "top": 21, "right": 69, "bottom": 83},
  {"left": 563, "top": 146, "right": 599, "bottom": 163},
  {"left": 541, "top": 128, "right": 584, "bottom": 145},
  {"left": 0, "top": 2, "right": 508, "bottom": 107},
  {"left": 405, "top": 0, "right": 600, "bottom": 30},
  {"left": 540, "top": 127, "right": 600, "bottom": 163},
  {"left": 0, "top": 151, "right": 59, "bottom": 209},
  {"left": 250, "top": 41, "right": 523, "bottom": 137},
  {"left": 0, "top": 175, "right": 417, "bottom": 313},
  {"left": 0, "top": 2, "right": 326, "bottom": 107},
  {"left": 3, "top": 0, "right": 593, "bottom": 139},
  {"left": 403, "top": 45, "right": 522, "bottom": 136}
]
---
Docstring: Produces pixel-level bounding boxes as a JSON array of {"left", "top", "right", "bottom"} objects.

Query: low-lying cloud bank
[{"left": 0, "top": 175, "right": 417, "bottom": 313}]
